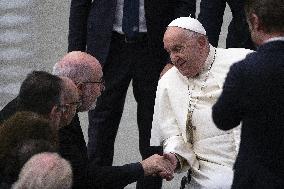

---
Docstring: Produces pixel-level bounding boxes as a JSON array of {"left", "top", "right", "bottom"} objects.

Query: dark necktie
[{"left": 122, "top": 0, "right": 139, "bottom": 38}]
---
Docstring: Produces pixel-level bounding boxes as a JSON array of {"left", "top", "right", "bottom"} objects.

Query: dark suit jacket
[
  {"left": 68, "top": 0, "right": 196, "bottom": 68},
  {"left": 0, "top": 98, "right": 144, "bottom": 189},
  {"left": 212, "top": 41, "right": 284, "bottom": 188}
]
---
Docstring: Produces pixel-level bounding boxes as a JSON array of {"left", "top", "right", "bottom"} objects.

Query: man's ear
[
  {"left": 76, "top": 83, "right": 83, "bottom": 97},
  {"left": 50, "top": 105, "right": 61, "bottom": 117},
  {"left": 197, "top": 35, "right": 207, "bottom": 49},
  {"left": 49, "top": 105, "right": 62, "bottom": 130},
  {"left": 249, "top": 13, "right": 263, "bottom": 32}
]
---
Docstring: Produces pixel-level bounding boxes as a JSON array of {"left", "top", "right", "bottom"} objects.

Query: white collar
[
  {"left": 265, "top": 36, "right": 284, "bottom": 43},
  {"left": 186, "top": 44, "right": 216, "bottom": 82},
  {"left": 199, "top": 44, "right": 216, "bottom": 75}
]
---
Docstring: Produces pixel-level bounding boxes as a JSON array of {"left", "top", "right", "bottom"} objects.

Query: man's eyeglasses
[
  {"left": 81, "top": 78, "right": 105, "bottom": 85},
  {"left": 58, "top": 101, "right": 82, "bottom": 112}
]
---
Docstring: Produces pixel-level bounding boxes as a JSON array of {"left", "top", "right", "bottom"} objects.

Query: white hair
[
  {"left": 12, "top": 152, "right": 72, "bottom": 189},
  {"left": 53, "top": 51, "right": 101, "bottom": 83}
]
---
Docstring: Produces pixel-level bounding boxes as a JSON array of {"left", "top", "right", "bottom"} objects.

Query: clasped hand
[{"left": 140, "top": 153, "right": 178, "bottom": 181}]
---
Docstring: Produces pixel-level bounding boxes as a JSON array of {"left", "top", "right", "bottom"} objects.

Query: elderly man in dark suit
[
  {"left": 53, "top": 51, "right": 175, "bottom": 189},
  {"left": 68, "top": 0, "right": 196, "bottom": 188},
  {"left": 212, "top": 0, "right": 284, "bottom": 188}
]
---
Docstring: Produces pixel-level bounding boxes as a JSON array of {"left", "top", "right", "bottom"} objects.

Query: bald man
[
  {"left": 53, "top": 51, "right": 175, "bottom": 189},
  {"left": 53, "top": 51, "right": 104, "bottom": 112},
  {"left": 53, "top": 51, "right": 105, "bottom": 188}
]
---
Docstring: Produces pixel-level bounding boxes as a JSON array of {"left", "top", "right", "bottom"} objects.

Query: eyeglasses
[
  {"left": 58, "top": 101, "right": 82, "bottom": 112},
  {"left": 81, "top": 78, "right": 105, "bottom": 85}
]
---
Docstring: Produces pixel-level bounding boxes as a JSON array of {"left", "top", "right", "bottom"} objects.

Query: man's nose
[
  {"left": 170, "top": 53, "right": 178, "bottom": 64},
  {"left": 100, "top": 84, "right": 105, "bottom": 92}
]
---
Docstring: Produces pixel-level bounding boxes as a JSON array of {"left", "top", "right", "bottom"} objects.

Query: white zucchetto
[{"left": 168, "top": 17, "right": 206, "bottom": 35}]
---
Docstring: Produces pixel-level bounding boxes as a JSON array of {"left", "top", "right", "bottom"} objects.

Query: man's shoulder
[
  {"left": 60, "top": 113, "right": 81, "bottom": 133},
  {"left": 231, "top": 49, "right": 264, "bottom": 71},
  {"left": 213, "top": 48, "right": 254, "bottom": 73},
  {"left": 159, "top": 66, "right": 186, "bottom": 86},
  {"left": 216, "top": 47, "right": 254, "bottom": 64},
  {"left": 0, "top": 98, "right": 18, "bottom": 124}
]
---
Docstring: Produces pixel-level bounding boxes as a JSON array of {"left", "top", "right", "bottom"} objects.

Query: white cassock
[{"left": 151, "top": 45, "right": 253, "bottom": 189}]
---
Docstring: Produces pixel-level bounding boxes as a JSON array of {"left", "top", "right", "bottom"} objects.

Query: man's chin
[
  {"left": 78, "top": 101, "right": 97, "bottom": 112},
  {"left": 89, "top": 99, "right": 97, "bottom": 110},
  {"left": 178, "top": 67, "right": 200, "bottom": 78},
  {"left": 77, "top": 106, "right": 87, "bottom": 112}
]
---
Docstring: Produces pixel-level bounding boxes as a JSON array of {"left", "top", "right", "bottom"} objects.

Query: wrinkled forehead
[
  {"left": 164, "top": 27, "right": 191, "bottom": 44},
  {"left": 164, "top": 28, "right": 190, "bottom": 47},
  {"left": 83, "top": 63, "right": 103, "bottom": 81},
  {"left": 164, "top": 27, "right": 188, "bottom": 38}
]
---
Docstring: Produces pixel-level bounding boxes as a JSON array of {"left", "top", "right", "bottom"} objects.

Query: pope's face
[{"left": 163, "top": 27, "right": 205, "bottom": 78}]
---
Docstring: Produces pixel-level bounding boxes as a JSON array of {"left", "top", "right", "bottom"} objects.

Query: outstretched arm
[{"left": 87, "top": 154, "right": 175, "bottom": 188}]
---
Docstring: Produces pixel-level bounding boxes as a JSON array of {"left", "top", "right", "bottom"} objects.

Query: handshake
[{"left": 140, "top": 153, "right": 178, "bottom": 181}]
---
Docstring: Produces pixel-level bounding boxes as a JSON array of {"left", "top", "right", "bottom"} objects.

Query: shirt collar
[
  {"left": 201, "top": 44, "right": 215, "bottom": 74},
  {"left": 186, "top": 44, "right": 215, "bottom": 82},
  {"left": 265, "top": 36, "right": 284, "bottom": 44}
]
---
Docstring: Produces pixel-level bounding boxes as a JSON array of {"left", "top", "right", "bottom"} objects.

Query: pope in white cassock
[{"left": 150, "top": 17, "right": 253, "bottom": 188}]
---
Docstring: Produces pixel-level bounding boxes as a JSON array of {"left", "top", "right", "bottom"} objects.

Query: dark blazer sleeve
[
  {"left": 212, "top": 62, "right": 244, "bottom": 130},
  {"left": 59, "top": 129, "right": 88, "bottom": 189},
  {"left": 68, "top": 0, "right": 92, "bottom": 52},
  {"left": 87, "top": 161, "right": 144, "bottom": 189}
]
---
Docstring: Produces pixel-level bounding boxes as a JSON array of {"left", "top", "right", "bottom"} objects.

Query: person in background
[
  {"left": 198, "top": 0, "right": 255, "bottom": 50},
  {"left": 212, "top": 0, "right": 284, "bottom": 188}
]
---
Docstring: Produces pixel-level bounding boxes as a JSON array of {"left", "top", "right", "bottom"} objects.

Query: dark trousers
[
  {"left": 198, "top": 0, "right": 255, "bottom": 50},
  {"left": 232, "top": 164, "right": 284, "bottom": 189},
  {"left": 88, "top": 32, "right": 163, "bottom": 189}
]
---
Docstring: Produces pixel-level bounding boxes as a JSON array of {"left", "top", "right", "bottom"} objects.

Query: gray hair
[
  {"left": 53, "top": 51, "right": 101, "bottom": 84},
  {"left": 12, "top": 152, "right": 72, "bottom": 189}
]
